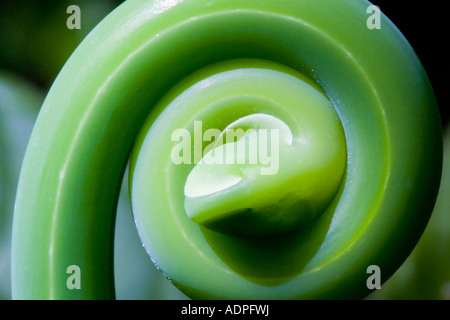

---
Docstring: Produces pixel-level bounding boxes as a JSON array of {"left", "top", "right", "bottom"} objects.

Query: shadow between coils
[{"left": 199, "top": 187, "right": 342, "bottom": 287}]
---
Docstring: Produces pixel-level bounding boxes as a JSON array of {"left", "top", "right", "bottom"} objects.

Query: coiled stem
[{"left": 12, "top": 0, "right": 442, "bottom": 299}]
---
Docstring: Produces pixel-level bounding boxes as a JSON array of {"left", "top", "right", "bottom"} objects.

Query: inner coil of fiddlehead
[
  {"left": 131, "top": 58, "right": 347, "bottom": 285},
  {"left": 178, "top": 64, "right": 347, "bottom": 238}
]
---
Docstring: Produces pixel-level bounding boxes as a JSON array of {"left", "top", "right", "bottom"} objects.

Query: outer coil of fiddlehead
[{"left": 12, "top": 0, "right": 442, "bottom": 299}]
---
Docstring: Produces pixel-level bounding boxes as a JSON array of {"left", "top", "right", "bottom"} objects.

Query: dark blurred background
[
  {"left": 0, "top": 0, "right": 448, "bottom": 300},
  {"left": 371, "top": 0, "right": 448, "bottom": 128}
]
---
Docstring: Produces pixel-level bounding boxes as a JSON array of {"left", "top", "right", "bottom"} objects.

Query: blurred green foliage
[
  {"left": 0, "top": 0, "right": 448, "bottom": 300},
  {"left": 0, "top": 71, "right": 42, "bottom": 300},
  {"left": 0, "top": 0, "right": 125, "bottom": 89}
]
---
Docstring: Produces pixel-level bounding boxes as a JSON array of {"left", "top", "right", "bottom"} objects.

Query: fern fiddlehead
[{"left": 12, "top": 0, "right": 442, "bottom": 299}]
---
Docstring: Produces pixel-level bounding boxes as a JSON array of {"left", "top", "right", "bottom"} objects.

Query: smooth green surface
[{"left": 12, "top": 0, "right": 441, "bottom": 299}]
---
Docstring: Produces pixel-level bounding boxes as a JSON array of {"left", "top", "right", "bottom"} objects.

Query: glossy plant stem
[{"left": 12, "top": 0, "right": 442, "bottom": 299}]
